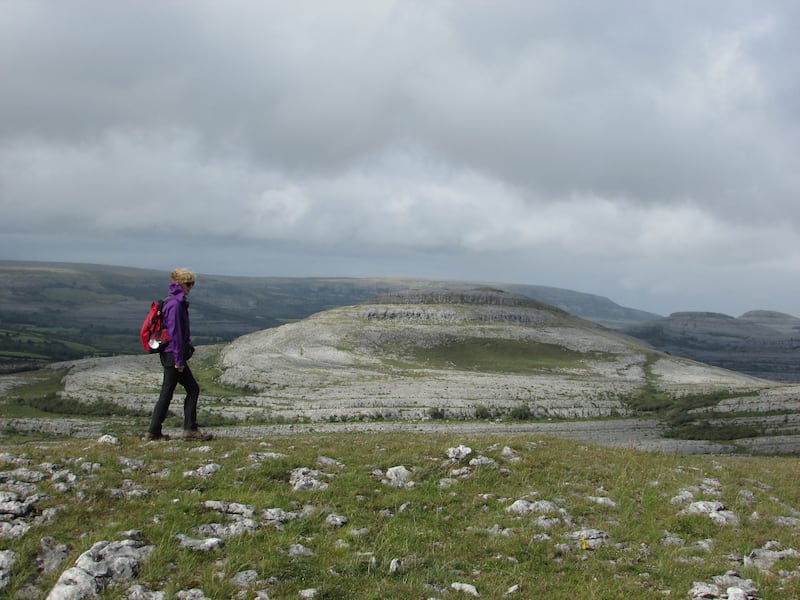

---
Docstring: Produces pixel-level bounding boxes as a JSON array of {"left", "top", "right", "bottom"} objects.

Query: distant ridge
[
  {"left": 739, "top": 310, "right": 800, "bottom": 336},
  {"left": 0, "top": 260, "right": 658, "bottom": 369},
  {"left": 624, "top": 311, "right": 800, "bottom": 382},
  {"left": 504, "top": 283, "right": 661, "bottom": 327}
]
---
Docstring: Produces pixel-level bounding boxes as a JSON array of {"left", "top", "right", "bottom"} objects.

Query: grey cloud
[
  {"left": 1, "top": 0, "right": 800, "bottom": 315},
  {"left": 3, "top": 1, "right": 796, "bottom": 199}
]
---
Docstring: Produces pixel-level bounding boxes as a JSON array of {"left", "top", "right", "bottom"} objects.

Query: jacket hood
[{"left": 168, "top": 280, "right": 189, "bottom": 304}]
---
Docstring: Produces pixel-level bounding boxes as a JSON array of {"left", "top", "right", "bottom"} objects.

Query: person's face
[{"left": 182, "top": 281, "right": 195, "bottom": 294}]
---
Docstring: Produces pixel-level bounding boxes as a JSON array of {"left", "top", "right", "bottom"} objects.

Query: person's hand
[{"left": 176, "top": 366, "right": 185, "bottom": 373}]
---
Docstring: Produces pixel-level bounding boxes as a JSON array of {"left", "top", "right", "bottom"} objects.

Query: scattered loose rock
[
  {"left": 47, "top": 538, "right": 155, "bottom": 599},
  {"left": 126, "top": 583, "right": 166, "bottom": 599},
  {"left": 289, "top": 467, "right": 329, "bottom": 491},
  {"left": 447, "top": 445, "right": 473, "bottom": 461},
  {"left": 0, "top": 550, "right": 16, "bottom": 592},
  {"left": 451, "top": 581, "right": 480, "bottom": 596},
  {"left": 688, "top": 571, "right": 758, "bottom": 599},
  {"left": 262, "top": 506, "right": 303, "bottom": 530},
  {"left": 182, "top": 463, "right": 221, "bottom": 478},
  {"left": 506, "top": 499, "right": 565, "bottom": 517},
  {"left": 174, "top": 534, "right": 225, "bottom": 553},
  {"left": 175, "top": 589, "right": 211, "bottom": 600},
  {"left": 289, "top": 543, "right": 315, "bottom": 557},
  {"left": 678, "top": 501, "right": 739, "bottom": 526},
  {"left": 37, "top": 536, "right": 70, "bottom": 575},
  {"left": 317, "top": 456, "right": 345, "bottom": 468},
  {"left": 500, "top": 447, "right": 521, "bottom": 463},
  {"left": 469, "top": 455, "right": 497, "bottom": 467},
  {"left": 743, "top": 542, "right": 800, "bottom": 571},
  {"left": 325, "top": 513, "right": 348, "bottom": 528},
  {"left": 587, "top": 496, "right": 617, "bottom": 508},
  {"left": 249, "top": 451, "right": 287, "bottom": 461},
  {"left": 566, "top": 528, "right": 610, "bottom": 551},
  {"left": 383, "top": 465, "right": 414, "bottom": 488}
]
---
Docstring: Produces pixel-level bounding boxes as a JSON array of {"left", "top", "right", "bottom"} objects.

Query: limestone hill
[{"left": 215, "top": 288, "right": 768, "bottom": 423}]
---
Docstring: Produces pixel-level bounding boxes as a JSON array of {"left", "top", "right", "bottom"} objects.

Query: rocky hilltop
[
  {"left": 624, "top": 311, "right": 800, "bottom": 382},
  {"left": 215, "top": 288, "right": 767, "bottom": 422}
]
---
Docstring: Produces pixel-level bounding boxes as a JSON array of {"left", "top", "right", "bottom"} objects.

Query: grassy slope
[{"left": 1, "top": 432, "right": 798, "bottom": 598}]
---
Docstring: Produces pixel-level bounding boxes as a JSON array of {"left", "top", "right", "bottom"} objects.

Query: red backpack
[{"left": 140, "top": 299, "right": 170, "bottom": 353}]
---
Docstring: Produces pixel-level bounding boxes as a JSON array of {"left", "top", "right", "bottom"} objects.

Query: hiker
[{"left": 145, "top": 268, "right": 213, "bottom": 442}]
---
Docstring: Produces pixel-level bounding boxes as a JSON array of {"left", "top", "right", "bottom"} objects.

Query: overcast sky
[{"left": 2, "top": 1, "right": 799, "bottom": 316}]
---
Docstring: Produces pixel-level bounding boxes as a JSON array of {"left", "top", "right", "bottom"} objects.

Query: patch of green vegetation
[
  {"left": 629, "top": 387, "right": 749, "bottom": 420},
  {"left": 41, "top": 287, "right": 129, "bottom": 305},
  {"left": 0, "top": 350, "right": 52, "bottom": 361},
  {"left": 0, "top": 369, "right": 146, "bottom": 418},
  {"left": 389, "top": 336, "right": 610, "bottom": 374},
  {"left": 0, "top": 326, "right": 98, "bottom": 366},
  {"left": 660, "top": 391, "right": 760, "bottom": 440},
  {"left": 627, "top": 385, "right": 674, "bottom": 413},
  {"left": 1, "top": 433, "right": 799, "bottom": 598},
  {"left": 9, "top": 394, "right": 149, "bottom": 418},
  {"left": 509, "top": 404, "right": 533, "bottom": 420},
  {"left": 5, "top": 368, "right": 68, "bottom": 401},
  {"left": 427, "top": 407, "right": 446, "bottom": 419},
  {"left": 474, "top": 404, "right": 494, "bottom": 420},
  {"left": 0, "top": 368, "right": 149, "bottom": 418},
  {"left": 666, "top": 390, "right": 753, "bottom": 419},
  {"left": 623, "top": 353, "right": 671, "bottom": 413},
  {"left": 623, "top": 354, "right": 762, "bottom": 441},
  {"left": 190, "top": 349, "right": 244, "bottom": 399}
]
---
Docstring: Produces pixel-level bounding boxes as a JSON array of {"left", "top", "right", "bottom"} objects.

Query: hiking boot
[
  {"left": 144, "top": 432, "right": 171, "bottom": 441},
  {"left": 182, "top": 429, "right": 213, "bottom": 441}
]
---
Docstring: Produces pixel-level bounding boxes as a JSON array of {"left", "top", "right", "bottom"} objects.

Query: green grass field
[
  {"left": 1, "top": 432, "right": 798, "bottom": 598},
  {"left": 413, "top": 337, "right": 598, "bottom": 373}
]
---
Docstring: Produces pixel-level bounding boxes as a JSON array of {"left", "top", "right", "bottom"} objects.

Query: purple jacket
[{"left": 163, "top": 281, "right": 192, "bottom": 367}]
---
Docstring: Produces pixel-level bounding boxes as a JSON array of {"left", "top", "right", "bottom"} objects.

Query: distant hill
[
  {"left": 0, "top": 260, "right": 658, "bottom": 371},
  {"left": 738, "top": 310, "right": 800, "bottom": 335},
  {"left": 504, "top": 283, "right": 660, "bottom": 328},
  {"left": 623, "top": 311, "right": 800, "bottom": 382}
]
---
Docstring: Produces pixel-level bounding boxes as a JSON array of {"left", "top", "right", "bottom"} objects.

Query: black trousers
[{"left": 148, "top": 351, "right": 200, "bottom": 434}]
